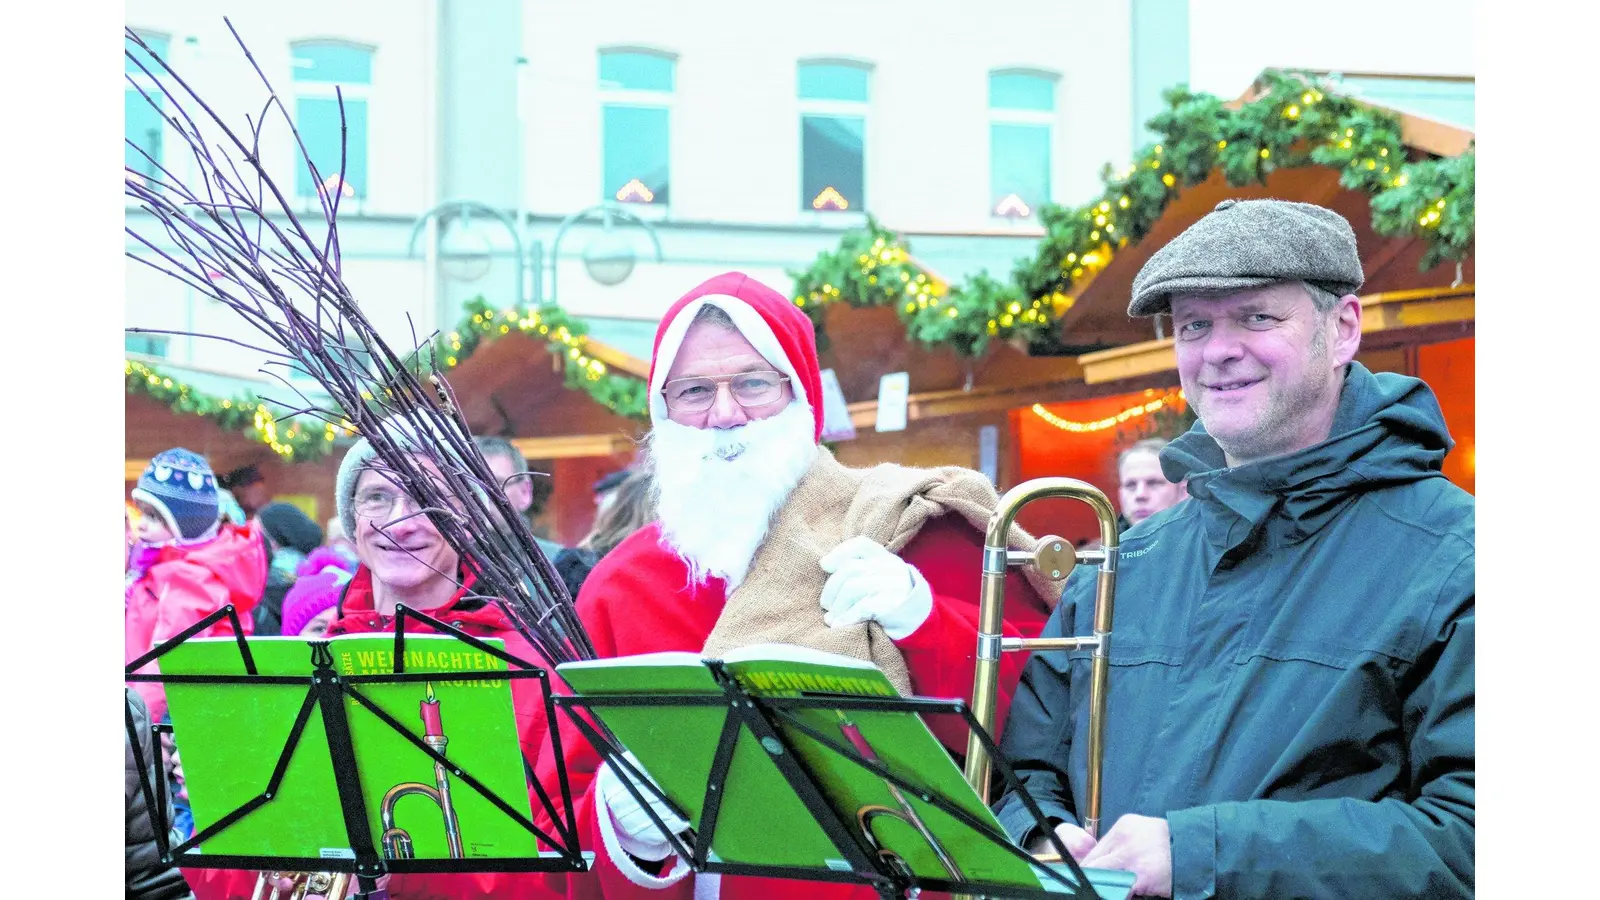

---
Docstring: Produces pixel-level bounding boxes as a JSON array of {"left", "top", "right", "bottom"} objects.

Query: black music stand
[
  {"left": 555, "top": 658, "right": 1135, "bottom": 900},
  {"left": 125, "top": 604, "right": 591, "bottom": 899}
]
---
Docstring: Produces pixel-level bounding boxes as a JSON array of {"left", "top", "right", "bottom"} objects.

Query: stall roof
[{"left": 1049, "top": 71, "right": 1475, "bottom": 350}]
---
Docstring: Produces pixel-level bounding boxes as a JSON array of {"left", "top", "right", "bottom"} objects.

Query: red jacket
[
  {"left": 185, "top": 565, "right": 564, "bottom": 900},
  {"left": 535, "top": 515, "right": 1051, "bottom": 900},
  {"left": 126, "top": 523, "right": 267, "bottom": 723}
]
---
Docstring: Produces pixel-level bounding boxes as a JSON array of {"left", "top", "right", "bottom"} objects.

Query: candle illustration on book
[{"left": 380, "top": 682, "right": 465, "bottom": 858}]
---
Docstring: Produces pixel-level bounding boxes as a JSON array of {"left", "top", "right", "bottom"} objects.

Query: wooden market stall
[
  {"left": 440, "top": 331, "right": 647, "bottom": 545},
  {"left": 124, "top": 359, "right": 347, "bottom": 525},
  {"left": 816, "top": 74, "right": 1475, "bottom": 545}
]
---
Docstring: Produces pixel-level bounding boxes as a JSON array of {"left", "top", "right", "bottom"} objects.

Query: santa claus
[{"left": 537, "top": 272, "right": 1055, "bottom": 900}]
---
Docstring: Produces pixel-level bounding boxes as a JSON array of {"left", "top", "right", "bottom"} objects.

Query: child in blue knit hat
[{"left": 125, "top": 448, "right": 269, "bottom": 724}]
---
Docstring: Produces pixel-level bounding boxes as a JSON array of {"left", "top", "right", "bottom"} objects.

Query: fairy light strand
[{"left": 1031, "top": 390, "right": 1185, "bottom": 433}]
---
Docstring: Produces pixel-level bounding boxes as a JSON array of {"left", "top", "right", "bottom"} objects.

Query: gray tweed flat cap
[{"left": 1128, "top": 199, "right": 1364, "bottom": 317}]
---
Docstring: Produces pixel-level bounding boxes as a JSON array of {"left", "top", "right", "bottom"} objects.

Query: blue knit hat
[{"left": 131, "top": 448, "right": 220, "bottom": 541}]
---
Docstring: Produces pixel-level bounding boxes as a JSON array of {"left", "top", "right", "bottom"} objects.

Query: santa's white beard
[{"left": 646, "top": 402, "right": 818, "bottom": 589}]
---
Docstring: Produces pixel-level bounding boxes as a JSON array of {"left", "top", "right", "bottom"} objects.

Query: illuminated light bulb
[
  {"left": 1090, "top": 230, "right": 1101, "bottom": 241},
  {"left": 1365, "top": 159, "right": 1377, "bottom": 170},
  {"left": 1118, "top": 196, "right": 1130, "bottom": 208},
  {"left": 1094, "top": 214, "right": 1107, "bottom": 226},
  {"left": 1379, "top": 148, "right": 1389, "bottom": 157},
  {"left": 1162, "top": 173, "right": 1176, "bottom": 187},
  {"left": 447, "top": 356, "right": 457, "bottom": 366},
  {"left": 796, "top": 297, "right": 807, "bottom": 307},
  {"left": 1283, "top": 105, "right": 1300, "bottom": 118},
  {"left": 1154, "top": 145, "right": 1163, "bottom": 154},
  {"left": 1098, "top": 201, "right": 1111, "bottom": 213},
  {"left": 1259, "top": 148, "right": 1271, "bottom": 159},
  {"left": 946, "top": 308, "right": 958, "bottom": 318},
  {"left": 904, "top": 302, "right": 915, "bottom": 313},
  {"left": 1217, "top": 140, "right": 1228, "bottom": 149},
  {"left": 1008, "top": 302, "right": 1022, "bottom": 314}
]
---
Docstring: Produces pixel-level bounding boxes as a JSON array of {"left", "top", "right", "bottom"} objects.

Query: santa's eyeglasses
[{"left": 661, "top": 370, "right": 790, "bottom": 412}]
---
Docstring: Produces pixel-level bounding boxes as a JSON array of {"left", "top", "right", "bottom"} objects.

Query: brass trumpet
[
  {"left": 962, "top": 478, "right": 1119, "bottom": 839},
  {"left": 381, "top": 682, "right": 466, "bottom": 859}
]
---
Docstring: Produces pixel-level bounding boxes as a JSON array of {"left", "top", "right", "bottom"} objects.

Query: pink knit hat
[{"left": 280, "top": 570, "right": 351, "bottom": 637}]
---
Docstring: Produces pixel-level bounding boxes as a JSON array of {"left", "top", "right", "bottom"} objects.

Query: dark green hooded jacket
[{"left": 994, "top": 363, "right": 1474, "bottom": 898}]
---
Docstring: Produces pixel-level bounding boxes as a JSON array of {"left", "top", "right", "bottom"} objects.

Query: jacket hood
[
  {"left": 151, "top": 522, "right": 268, "bottom": 612},
  {"left": 1160, "top": 362, "right": 1454, "bottom": 550}
]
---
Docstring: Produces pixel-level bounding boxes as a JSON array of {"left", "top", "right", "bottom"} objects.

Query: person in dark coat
[
  {"left": 994, "top": 200, "right": 1474, "bottom": 898},
  {"left": 127, "top": 689, "right": 196, "bottom": 900},
  {"left": 251, "top": 502, "right": 324, "bottom": 636}
]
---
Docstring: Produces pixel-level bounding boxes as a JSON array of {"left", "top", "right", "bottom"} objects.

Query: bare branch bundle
[{"left": 124, "top": 21, "right": 594, "bottom": 664}]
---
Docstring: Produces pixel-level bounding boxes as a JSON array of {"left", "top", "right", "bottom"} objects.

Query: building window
[
  {"left": 291, "top": 41, "right": 373, "bottom": 202},
  {"left": 126, "top": 31, "right": 170, "bottom": 185},
  {"left": 125, "top": 333, "right": 170, "bottom": 358},
  {"left": 989, "top": 70, "right": 1057, "bottom": 219},
  {"left": 599, "top": 50, "right": 674, "bottom": 205},
  {"left": 798, "top": 61, "right": 870, "bottom": 212}
]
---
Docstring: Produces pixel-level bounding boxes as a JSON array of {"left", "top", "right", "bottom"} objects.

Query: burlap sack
[{"left": 701, "top": 448, "right": 1062, "bottom": 695}]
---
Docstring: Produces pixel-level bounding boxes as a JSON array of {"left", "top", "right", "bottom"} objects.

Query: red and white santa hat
[{"left": 649, "top": 272, "right": 824, "bottom": 443}]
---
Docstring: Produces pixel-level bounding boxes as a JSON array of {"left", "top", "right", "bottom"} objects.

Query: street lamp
[
  {"left": 548, "top": 203, "right": 664, "bottom": 303},
  {"left": 407, "top": 200, "right": 528, "bottom": 309}
]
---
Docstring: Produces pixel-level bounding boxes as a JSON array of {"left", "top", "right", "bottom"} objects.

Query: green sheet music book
[
  {"left": 558, "top": 643, "right": 1134, "bottom": 899},
  {"left": 161, "top": 634, "right": 537, "bottom": 861}
]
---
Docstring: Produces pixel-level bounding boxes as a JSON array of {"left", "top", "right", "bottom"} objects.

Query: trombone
[{"left": 962, "top": 477, "right": 1119, "bottom": 840}]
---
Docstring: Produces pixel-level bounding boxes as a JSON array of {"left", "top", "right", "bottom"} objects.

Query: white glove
[
  {"left": 819, "top": 536, "right": 934, "bottom": 640},
  {"left": 597, "top": 751, "right": 690, "bottom": 862}
]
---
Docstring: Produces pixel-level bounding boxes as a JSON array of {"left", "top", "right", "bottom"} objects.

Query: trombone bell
[{"left": 961, "top": 477, "right": 1118, "bottom": 840}]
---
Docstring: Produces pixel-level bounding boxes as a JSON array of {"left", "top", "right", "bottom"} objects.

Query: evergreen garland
[
  {"left": 430, "top": 296, "right": 650, "bottom": 422},
  {"left": 124, "top": 358, "right": 346, "bottom": 461},
  {"left": 790, "top": 70, "right": 1475, "bottom": 357},
  {"left": 125, "top": 295, "right": 651, "bottom": 465}
]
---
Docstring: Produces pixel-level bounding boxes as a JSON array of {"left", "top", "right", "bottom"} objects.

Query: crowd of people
[
  {"left": 125, "top": 443, "right": 652, "bottom": 900},
  {"left": 127, "top": 199, "right": 1473, "bottom": 900}
]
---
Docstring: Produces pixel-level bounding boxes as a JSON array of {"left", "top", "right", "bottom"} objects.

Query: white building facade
[{"left": 125, "top": 0, "right": 1474, "bottom": 376}]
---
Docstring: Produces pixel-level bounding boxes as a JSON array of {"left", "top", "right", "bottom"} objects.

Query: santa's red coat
[{"left": 535, "top": 515, "right": 1052, "bottom": 900}]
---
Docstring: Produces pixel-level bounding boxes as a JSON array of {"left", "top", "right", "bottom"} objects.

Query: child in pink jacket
[{"left": 125, "top": 448, "right": 268, "bottom": 722}]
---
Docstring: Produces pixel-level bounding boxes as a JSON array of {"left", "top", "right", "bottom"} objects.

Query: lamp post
[
  {"left": 406, "top": 200, "right": 529, "bottom": 309},
  {"left": 547, "top": 203, "right": 665, "bottom": 304}
]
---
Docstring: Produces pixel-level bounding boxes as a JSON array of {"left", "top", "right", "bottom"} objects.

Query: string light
[
  {"left": 1031, "top": 390, "right": 1185, "bottom": 433},
  {"left": 812, "top": 186, "right": 849, "bottom": 211},
  {"left": 614, "top": 178, "right": 655, "bottom": 203},
  {"left": 124, "top": 358, "right": 344, "bottom": 460}
]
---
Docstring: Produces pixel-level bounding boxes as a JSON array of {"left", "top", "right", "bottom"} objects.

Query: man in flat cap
[{"left": 994, "top": 199, "right": 1474, "bottom": 898}]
